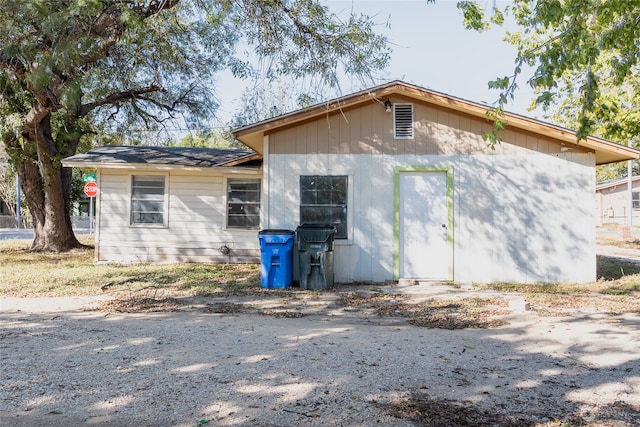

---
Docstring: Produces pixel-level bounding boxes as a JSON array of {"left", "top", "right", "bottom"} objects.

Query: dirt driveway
[{"left": 1, "top": 281, "right": 639, "bottom": 427}]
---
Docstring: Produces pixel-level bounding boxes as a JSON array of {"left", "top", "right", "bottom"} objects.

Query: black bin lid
[{"left": 296, "top": 223, "right": 337, "bottom": 231}]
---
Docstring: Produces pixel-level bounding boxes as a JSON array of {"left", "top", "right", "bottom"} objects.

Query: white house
[
  {"left": 233, "top": 81, "right": 639, "bottom": 283},
  {"left": 64, "top": 81, "right": 640, "bottom": 283},
  {"left": 596, "top": 176, "right": 640, "bottom": 226},
  {"left": 63, "top": 145, "right": 263, "bottom": 263}
]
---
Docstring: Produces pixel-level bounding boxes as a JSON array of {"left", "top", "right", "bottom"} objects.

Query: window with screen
[
  {"left": 227, "top": 179, "right": 261, "bottom": 228},
  {"left": 130, "top": 175, "right": 165, "bottom": 225}
]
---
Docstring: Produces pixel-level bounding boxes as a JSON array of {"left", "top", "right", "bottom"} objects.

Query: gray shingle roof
[{"left": 63, "top": 145, "right": 260, "bottom": 168}]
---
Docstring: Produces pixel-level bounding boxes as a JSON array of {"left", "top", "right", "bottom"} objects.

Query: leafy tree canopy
[
  {"left": 458, "top": 0, "right": 640, "bottom": 143},
  {"left": 0, "top": 0, "right": 390, "bottom": 251}
]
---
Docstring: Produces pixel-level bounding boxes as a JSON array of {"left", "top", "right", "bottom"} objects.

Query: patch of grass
[
  {"left": 596, "top": 236, "right": 640, "bottom": 249},
  {"left": 483, "top": 278, "right": 640, "bottom": 298},
  {"left": 485, "top": 282, "right": 517, "bottom": 292},
  {"left": 98, "top": 294, "right": 183, "bottom": 313},
  {"left": 474, "top": 255, "right": 640, "bottom": 314},
  {"left": 0, "top": 239, "right": 260, "bottom": 297},
  {"left": 482, "top": 282, "right": 581, "bottom": 294},
  {"left": 597, "top": 255, "right": 640, "bottom": 280},
  {"left": 525, "top": 293, "right": 640, "bottom": 315},
  {"left": 600, "top": 284, "right": 640, "bottom": 295},
  {"left": 478, "top": 258, "right": 640, "bottom": 314},
  {"left": 203, "top": 302, "right": 245, "bottom": 314}
]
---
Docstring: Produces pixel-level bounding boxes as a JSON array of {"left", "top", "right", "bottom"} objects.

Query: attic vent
[{"left": 394, "top": 103, "right": 414, "bottom": 139}]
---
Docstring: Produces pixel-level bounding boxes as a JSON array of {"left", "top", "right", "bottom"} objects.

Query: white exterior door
[{"left": 399, "top": 171, "right": 451, "bottom": 279}]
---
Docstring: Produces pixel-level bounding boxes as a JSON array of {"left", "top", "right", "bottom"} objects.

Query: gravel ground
[{"left": 1, "top": 282, "right": 639, "bottom": 427}]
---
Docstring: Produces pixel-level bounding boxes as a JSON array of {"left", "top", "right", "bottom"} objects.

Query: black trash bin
[{"left": 296, "top": 224, "right": 336, "bottom": 290}]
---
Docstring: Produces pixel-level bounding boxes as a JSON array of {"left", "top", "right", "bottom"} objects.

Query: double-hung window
[
  {"left": 300, "top": 175, "right": 348, "bottom": 239},
  {"left": 130, "top": 175, "right": 165, "bottom": 225},
  {"left": 633, "top": 191, "right": 640, "bottom": 209},
  {"left": 227, "top": 179, "right": 261, "bottom": 228}
]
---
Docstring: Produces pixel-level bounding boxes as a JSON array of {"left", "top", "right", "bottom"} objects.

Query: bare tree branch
[
  {"left": 80, "top": 85, "right": 165, "bottom": 116},
  {"left": 133, "top": 0, "right": 182, "bottom": 18}
]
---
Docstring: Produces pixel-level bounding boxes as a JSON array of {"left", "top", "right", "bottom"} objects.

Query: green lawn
[{"left": 0, "top": 238, "right": 260, "bottom": 297}]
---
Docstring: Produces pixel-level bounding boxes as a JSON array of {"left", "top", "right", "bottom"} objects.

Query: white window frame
[
  {"left": 393, "top": 103, "right": 414, "bottom": 139},
  {"left": 129, "top": 173, "right": 168, "bottom": 227},
  {"left": 633, "top": 191, "right": 640, "bottom": 209},
  {"left": 226, "top": 178, "right": 262, "bottom": 229}
]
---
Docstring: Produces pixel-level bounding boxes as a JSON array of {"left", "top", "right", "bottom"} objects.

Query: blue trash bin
[{"left": 258, "top": 230, "right": 295, "bottom": 289}]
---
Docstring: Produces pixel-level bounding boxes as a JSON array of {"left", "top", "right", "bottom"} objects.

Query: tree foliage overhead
[
  {"left": 458, "top": 0, "right": 640, "bottom": 143},
  {"left": 0, "top": 0, "right": 390, "bottom": 251},
  {"left": 230, "top": 81, "right": 319, "bottom": 128},
  {"left": 175, "top": 129, "right": 244, "bottom": 149}
]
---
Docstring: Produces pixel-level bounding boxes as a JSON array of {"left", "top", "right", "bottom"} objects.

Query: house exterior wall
[
  {"left": 268, "top": 98, "right": 593, "bottom": 157},
  {"left": 263, "top": 100, "right": 597, "bottom": 283},
  {"left": 96, "top": 169, "right": 260, "bottom": 263},
  {"left": 596, "top": 178, "right": 640, "bottom": 226}
]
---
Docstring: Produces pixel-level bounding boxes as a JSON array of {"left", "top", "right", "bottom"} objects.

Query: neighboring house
[
  {"left": 63, "top": 145, "right": 262, "bottom": 263},
  {"left": 233, "top": 81, "right": 638, "bottom": 284},
  {"left": 596, "top": 176, "right": 640, "bottom": 226},
  {"left": 64, "top": 81, "right": 639, "bottom": 283}
]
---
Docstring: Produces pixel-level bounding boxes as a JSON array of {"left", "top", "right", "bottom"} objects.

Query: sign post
[{"left": 83, "top": 182, "right": 98, "bottom": 234}]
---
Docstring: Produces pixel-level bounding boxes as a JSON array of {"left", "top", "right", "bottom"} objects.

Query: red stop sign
[{"left": 84, "top": 181, "right": 98, "bottom": 197}]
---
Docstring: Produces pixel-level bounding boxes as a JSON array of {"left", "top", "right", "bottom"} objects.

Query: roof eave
[
  {"left": 216, "top": 152, "right": 263, "bottom": 167},
  {"left": 61, "top": 160, "right": 261, "bottom": 174},
  {"left": 233, "top": 81, "right": 640, "bottom": 164},
  {"left": 596, "top": 175, "right": 640, "bottom": 191}
]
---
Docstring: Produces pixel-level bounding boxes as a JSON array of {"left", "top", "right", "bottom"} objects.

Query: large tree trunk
[{"left": 16, "top": 107, "right": 83, "bottom": 252}]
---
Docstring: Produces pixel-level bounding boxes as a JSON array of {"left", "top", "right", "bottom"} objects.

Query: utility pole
[
  {"left": 629, "top": 141, "right": 633, "bottom": 229},
  {"left": 15, "top": 174, "right": 20, "bottom": 229}
]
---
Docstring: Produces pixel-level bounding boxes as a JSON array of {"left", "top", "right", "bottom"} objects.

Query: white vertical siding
[
  {"left": 267, "top": 151, "right": 596, "bottom": 284},
  {"left": 452, "top": 153, "right": 595, "bottom": 283},
  {"left": 354, "top": 153, "right": 374, "bottom": 281}
]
